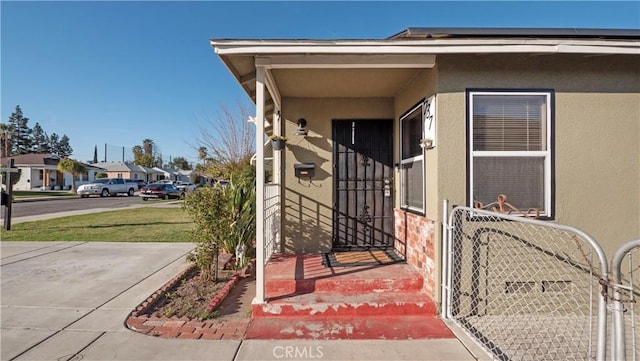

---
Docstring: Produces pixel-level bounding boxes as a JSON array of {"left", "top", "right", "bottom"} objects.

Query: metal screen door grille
[{"left": 332, "top": 119, "right": 394, "bottom": 250}]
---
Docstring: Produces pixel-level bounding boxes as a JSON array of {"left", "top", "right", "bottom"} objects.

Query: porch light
[{"left": 296, "top": 118, "right": 308, "bottom": 136}]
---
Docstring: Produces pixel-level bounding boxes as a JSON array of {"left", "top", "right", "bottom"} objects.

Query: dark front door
[{"left": 332, "top": 119, "right": 394, "bottom": 250}]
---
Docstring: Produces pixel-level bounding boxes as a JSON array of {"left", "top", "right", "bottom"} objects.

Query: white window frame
[
  {"left": 400, "top": 101, "right": 426, "bottom": 213},
  {"left": 468, "top": 90, "right": 553, "bottom": 217}
]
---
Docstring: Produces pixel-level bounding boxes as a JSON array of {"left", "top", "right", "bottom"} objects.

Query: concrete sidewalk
[{"left": 0, "top": 241, "right": 486, "bottom": 361}]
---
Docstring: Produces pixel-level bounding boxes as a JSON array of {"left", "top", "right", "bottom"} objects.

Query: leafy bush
[
  {"left": 182, "top": 165, "right": 256, "bottom": 281},
  {"left": 183, "top": 186, "right": 229, "bottom": 281}
]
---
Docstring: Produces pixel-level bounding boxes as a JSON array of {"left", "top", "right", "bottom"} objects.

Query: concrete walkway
[{"left": 0, "top": 241, "right": 487, "bottom": 361}]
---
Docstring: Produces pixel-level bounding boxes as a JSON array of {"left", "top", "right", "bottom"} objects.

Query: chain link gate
[
  {"left": 610, "top": 238, "right": 640, "bottom": 361},
  {"left": 443, "top": 206, "right": 609, "bottom": 361}
]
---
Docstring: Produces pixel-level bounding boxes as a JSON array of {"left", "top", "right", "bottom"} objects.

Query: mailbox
[{"left": 294, "top": 163, "right": 315, "bottom": 178}]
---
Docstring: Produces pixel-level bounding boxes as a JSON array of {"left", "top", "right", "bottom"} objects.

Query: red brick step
[
  {"left": 245, "top": 315, "right": 454, "bottom": 340},
  {"left": 254, "top": 291, "right": 437, "bottom": 318}
]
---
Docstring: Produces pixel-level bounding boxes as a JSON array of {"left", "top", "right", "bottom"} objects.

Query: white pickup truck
[{"left": 77, "top": 178, "right": 138, "bottom": 198}]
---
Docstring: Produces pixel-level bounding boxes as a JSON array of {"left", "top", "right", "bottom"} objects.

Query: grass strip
[{"left": 1, "top": 207, "right": 193, "bottom": 242}]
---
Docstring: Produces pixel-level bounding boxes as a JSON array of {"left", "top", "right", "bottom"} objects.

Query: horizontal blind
[{"left": 473, "top": 95, "right": 547, "bottom": 152}]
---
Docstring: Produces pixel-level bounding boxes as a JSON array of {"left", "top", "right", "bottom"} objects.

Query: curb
[{"left": 125, "top": 260, "right": 253, "bottom": 340}]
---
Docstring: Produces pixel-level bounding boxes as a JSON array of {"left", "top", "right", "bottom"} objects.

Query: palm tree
[
  {"left": 57, "top": 158, "right": 86, "bottom": 192},
  {"left": 143, "top": 139, "right": 154, "bottom": 156},
  {"left": 198, "top": 146, "right": 208, "bottom": 164}
]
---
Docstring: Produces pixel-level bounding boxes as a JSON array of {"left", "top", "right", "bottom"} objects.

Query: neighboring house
[
  {"left": 8, "top": 153, "right": 104, "bottom": 190},
  {"left": 10, "top": 153, "right": 63, "bottom": 190},
  {"left": 69, "top": 163, "right": 106, "bottom": 188},
  {"left": 93, "top": 162, "right": 162, "bottom": 183},
  {"left": 152, "top": 167, "right": 181, "bottom": 182},
  {"left": 210, "top": 28, "right": 640, "bottom": 306},
  {"left": 177, "top": 169, "right": 192, "bottom": 183}
]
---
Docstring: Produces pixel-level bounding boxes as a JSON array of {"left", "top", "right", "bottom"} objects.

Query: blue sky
[{"left": 2, "top": 1, "right": 639, "bottom": 165}]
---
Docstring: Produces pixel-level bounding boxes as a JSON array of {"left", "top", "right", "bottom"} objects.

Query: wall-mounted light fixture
[{"left": 296, "top": 118, "right": 308, "bottom": 136}]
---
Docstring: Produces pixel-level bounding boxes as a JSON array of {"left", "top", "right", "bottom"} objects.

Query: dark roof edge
[{"left": 389, "top": 27, "right": 640, "bottom": 39}]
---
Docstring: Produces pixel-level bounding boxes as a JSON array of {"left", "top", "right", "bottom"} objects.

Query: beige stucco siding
[
  {"left": 436, "top": 53, "right": 640, "bottom": 254},
  {"left": 281, "top": 97, "right": 395, "bottom": 252}
]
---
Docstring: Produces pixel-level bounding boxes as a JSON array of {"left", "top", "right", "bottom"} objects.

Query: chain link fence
[{"left": 443, "top": 206, "right": 609, "bottom": 361}]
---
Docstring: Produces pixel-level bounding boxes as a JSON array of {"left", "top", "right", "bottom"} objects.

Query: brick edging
[
  {"left": 125, "top": 261, "right": 252, "bottom": 339},
  {"left": 130, "top": 263, "right": 197, "bottom": 317}
]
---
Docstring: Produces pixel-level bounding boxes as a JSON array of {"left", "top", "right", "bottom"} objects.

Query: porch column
[{"left": 254, "top": 64, "right": 266, "bottom": 304}]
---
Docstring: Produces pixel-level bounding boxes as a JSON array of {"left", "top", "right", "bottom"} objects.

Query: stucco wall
[
  {"left": 436, "top": 53, "right": 640, "bottom": 256},
  {"left": 281, "top": 98, "right": 395, "bottom": 253}
]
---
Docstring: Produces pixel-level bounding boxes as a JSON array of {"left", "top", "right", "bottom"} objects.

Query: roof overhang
[{"left": 211, "top": 35, "right": 640, "bottom": 103}]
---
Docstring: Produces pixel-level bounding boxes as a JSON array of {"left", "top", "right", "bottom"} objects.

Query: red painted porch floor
[{"left": 246, "top": 253, "right": 454, "bottom": 340}]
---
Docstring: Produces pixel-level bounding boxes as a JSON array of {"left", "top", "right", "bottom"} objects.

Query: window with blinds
[{"left": 469, "top": 91, "right": 553, "bottom": 217}]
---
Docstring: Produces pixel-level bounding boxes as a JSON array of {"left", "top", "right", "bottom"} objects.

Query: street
[{"left": 6, "top": 196, "right": 143, "bottom": 218}]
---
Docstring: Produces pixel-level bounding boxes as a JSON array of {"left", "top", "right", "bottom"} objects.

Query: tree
[
  {"left": 198, "top": 146, "right": 208, "bottom": 163},
  {"left": 30, "top": 123, "right": 50, "bottom": 153},
  {"left": 0, "top": 123, "right": 13, "bottom": 159},
  {"left": 133, "top": 145, "right": 152, "bottom": 167},
  {"left": 133, "top": 140, "right": 162, "bottom": 167},
  {"left": 194, "top": 103, "right": 255, "bottom": 179},
  {"left": 48, "top": 133, "right": 60, "bottom": 155},
  {"left": 57, "top": 135, "right": 73, "bottom": 157},
  {"left": 92, "top": 145, "right": 98, "bottom": 164},
  {"left": 143, "top": 139, "right": 153, "bottom": 156},
  {"left": 57, "top": 158, "right": 86, "bottom": 192},
  {"left": 7, "top": 105, "right": 32, "bottom": 155},
  {"left": 167, "top": 156, "right": 191, "bottom": 170}
]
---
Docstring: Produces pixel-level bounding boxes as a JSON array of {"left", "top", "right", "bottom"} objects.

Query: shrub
[{"left": 182, "top": 164, "right": 256, "bottom": 281}]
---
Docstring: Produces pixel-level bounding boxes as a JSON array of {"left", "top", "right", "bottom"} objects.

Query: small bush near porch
[{"left": 182, "top": 166, "right": 256, "bottom": 282}]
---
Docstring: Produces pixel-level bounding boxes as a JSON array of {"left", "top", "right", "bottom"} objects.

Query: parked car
[
  {"left": 77, "top": 178, "right": 138, "bottom": 198},
  {"left": 139, "top": 183, "right": 185, "bottom": 201},
  {"left": 125, "top": 179, "right": 147, "bottom": 190},
  {"left": 175, "top": 181, "right": 196, "bottom": 192}
]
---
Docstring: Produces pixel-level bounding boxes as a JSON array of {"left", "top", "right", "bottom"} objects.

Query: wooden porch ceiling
[{"left": 223, "top": 54, "right": 430, "bottom": 101}]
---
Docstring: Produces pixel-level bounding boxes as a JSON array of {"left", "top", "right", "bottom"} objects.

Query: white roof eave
[{"left": 211, "top": 38, "right": 640, "bottom": 56}]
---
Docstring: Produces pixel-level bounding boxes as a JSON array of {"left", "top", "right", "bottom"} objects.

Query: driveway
[{"left": 0, "top": 241, "right": 241, "bottom": 361}]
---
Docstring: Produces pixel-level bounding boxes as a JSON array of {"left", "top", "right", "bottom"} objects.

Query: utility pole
[
  {"left": 3, "top": 129, "right": 10, "bottom": 159},
  {"left": 3, "top": 159, "right": 15, "bottom": 231}
]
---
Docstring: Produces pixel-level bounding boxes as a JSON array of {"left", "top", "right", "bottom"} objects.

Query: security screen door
[{"left": 332, "top": 119, "right": 394, "bottom": 250}]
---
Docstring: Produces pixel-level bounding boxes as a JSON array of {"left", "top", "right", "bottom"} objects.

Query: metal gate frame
[
  {"left": 610, "top": 238, "right": 640, "bottom": 361},
  {"left": 442, "top": 204, "right": 610, "bottom": 361}
]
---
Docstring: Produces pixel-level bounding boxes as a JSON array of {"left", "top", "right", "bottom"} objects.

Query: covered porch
[{"left": 211, "top": 40, "right": 438, "bottom": 304}]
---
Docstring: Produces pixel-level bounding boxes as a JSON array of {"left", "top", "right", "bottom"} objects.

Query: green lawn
[
  {"left": 1, "top": 207, "right": 193, "bottom": 242},
  {"left": 12, "top": 190, "right": 77, "bottom": 199}
]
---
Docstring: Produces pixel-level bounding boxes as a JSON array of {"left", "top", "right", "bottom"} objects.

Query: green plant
[
  {"left": 182, "top": 163, "right": 256, "bottom": 282},
  {"left": 183, "top": 186, "right": 230, "bottom": 282},
  {"left": 222, "top": 167, "right": 256, "bottom": 257},
  {"left": 269, "top": 134, "right": 287, "bottom": 141},
  {"left": 199, "top": 310, "right": 219, "bottom": 320}
]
